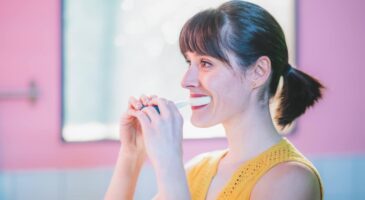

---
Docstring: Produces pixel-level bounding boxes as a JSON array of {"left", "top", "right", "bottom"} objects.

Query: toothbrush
[
  {"left": 175, "top": 96, "right": 212, "bottom": 109},
  {"left": 140, "top": 96, "right": 211, "bottom": 113}
]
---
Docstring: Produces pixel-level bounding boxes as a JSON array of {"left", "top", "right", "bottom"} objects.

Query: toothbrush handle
[
  {"left": 141, "top": 101, "right": 190, "bottom": 114},
  {"left": 140, "top": 105, "right": 160, "bottom": 114},
  {"left": 140, "top": 101, "right": 188, "bottom": 114},
  {"left": 175, "top": 101, "right": 189, "bottom": 109},
  {"left": 153, "top": 105, "right": 160, "bottom": 113}
]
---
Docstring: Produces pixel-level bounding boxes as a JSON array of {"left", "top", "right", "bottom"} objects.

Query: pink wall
[
  {"left": 290, "top": 0, "right": 365, "bottom": 154},
  {"left": 0, "top": 0, "right": 364, "bottom": 170}
]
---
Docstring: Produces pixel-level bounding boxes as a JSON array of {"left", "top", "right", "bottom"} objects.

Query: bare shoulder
[{"left": 251, "top": 161, "right": 321, "bottom": 200}]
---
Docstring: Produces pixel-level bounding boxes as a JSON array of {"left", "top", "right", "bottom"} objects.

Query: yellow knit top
[{"left": 186, "top": 138, "right": 323, "bottom": 200}]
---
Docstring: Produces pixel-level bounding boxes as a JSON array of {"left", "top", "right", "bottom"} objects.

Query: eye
[
  {"left": 185, "top": 59, "right": 191, "bottom": 67},
  {"left": 200, "top": 60, "right": 212, "bottom": 69}
]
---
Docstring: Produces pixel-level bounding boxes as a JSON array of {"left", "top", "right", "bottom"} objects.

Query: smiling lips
[
  {"left": 190, "top": 94, "right": 210, "bottom": 110},
  {"left": 191, "top": 104, "right": 208, "bottom": 110}
]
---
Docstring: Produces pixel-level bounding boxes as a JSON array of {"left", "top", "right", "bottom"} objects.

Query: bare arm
[
  {"left": 152, "top": 156, "right": 191, "bottom": 200},
  {"left": 104, "top": 149, "right": 145, "bottom": 200},
  {"left": 151, "top": 152, "right": 209, "bottom": 200},
  {"left": 136, "top": 97, "right": 191, "bottom": 200},
  {"left": 104, "top": 95, "right": 149, "bottom": 200}
]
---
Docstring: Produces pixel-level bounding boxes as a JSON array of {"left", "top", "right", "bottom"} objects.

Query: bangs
[{"left": 179, "top": 9, "right": 229, "bottom": 63}]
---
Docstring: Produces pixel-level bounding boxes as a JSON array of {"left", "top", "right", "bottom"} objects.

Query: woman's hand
[
  {"left": 128, "top": 96, "right": 184, "bottom": 167},
  {"left": 105, "top": 95, "right": 155, "bottom": 200},
  {"left": 119, "top": 95, "right": 154, "bottom": 157},
  {"left": 128, "top": 96, "right": 190, "bottom": 200}
]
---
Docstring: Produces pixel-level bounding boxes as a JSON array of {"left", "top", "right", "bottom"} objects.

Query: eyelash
[
  {"left": 200, "top": 60, "right": 212, "bottom": 68},
  {"left": 185, "top": 60, "right": 213, "bottom": 69}
]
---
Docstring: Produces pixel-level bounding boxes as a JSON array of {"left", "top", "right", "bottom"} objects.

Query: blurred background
[
  {"left": 0, "top": 0, "right": 364, "bottom": 199},
  {"left": 61, "top": 0, "right": 296, "bottom": 142}
]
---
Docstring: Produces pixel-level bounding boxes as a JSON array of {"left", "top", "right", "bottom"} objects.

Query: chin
[{"left": 190, "top": 117, "right": 218, "bottom": 128}]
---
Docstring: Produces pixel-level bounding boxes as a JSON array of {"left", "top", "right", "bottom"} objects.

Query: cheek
[
  {"left": 213, "top": 77, "right": 248, "bottom": 114},
  {"left": 192, "top": 71, "right": 248, "bottom": 127},
  {"left": 201, "top": 71, "right": 230, "bottom": 94}
]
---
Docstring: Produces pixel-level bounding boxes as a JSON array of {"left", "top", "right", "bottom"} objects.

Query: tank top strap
[
  {"left": 249, "top": 138, "right": 324, "bottom": 199},
  {"left": 187, "top": 149, "right": 228, "bottom": 200},
  {"left": 216, "top": 138, "right": 323, "bottom": 200}
]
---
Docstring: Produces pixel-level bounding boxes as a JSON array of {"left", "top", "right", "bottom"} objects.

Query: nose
[{"left": 181, "top": 66, "right": 199, "bottom": 89}]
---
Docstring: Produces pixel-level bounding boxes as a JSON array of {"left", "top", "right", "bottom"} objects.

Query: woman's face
[{"left": 181, "top": 51, "right": 252, "bottom": 128}]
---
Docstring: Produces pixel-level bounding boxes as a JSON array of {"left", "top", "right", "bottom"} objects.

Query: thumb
[{"left": 127, "top": 109, "right": 150, "bottom": 134}]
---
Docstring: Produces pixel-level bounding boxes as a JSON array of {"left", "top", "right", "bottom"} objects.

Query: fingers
[
  {"left": 128, "top": 95, "right": 182, "bottom": 125},
  {"left": 148, "top": 97, "right": 171, "bottom": 118},
  {"left": 128, "top": 94, "right": 155, "bottom": 111},
  {"left": 128, "top": 96, "right": 142, "bottom": 110},
  {"left": 147, "top": 95, "right": 157, "bottom": 106},
  {"left": 167, "top": 101, "right": 184, "bottom": 122},
  {"left": 141, "top": 106, "right": 160, "bottom": 122},
  {"left": 127, "top": 109, "right": 150, "bottom": 131},
  {"left": 139, "top": 95, "right": 161, "bottom": 122},
  {"left": 165, "top": 100, "right": 184, "bottom": 129},
  {"left": 140, "top": 94, "right": 150, "bottom": 107}
]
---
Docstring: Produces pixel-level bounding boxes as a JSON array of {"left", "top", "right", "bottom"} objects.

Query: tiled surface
[
  {"left": 60, "top": 168, "right": 111, "bottom": 200},
  {"left": 352, "top": 158, "right": 365, "bottom": 199},
  {"left": 1, "top": 156, "right": 365, "bottom": 200},
  {"left": 0, "top": 167, "right": 157, "bottom": 200},
  {"left": 0, "top": 172, "right": 14, "bottom": 200},
  {"left": 312, "top": 156, "right": 365, "bottom": 200},
  {"left": 14, "top": 170, "right": 61, "bottom": 200},
  {"left": 316, "top": 158, "right": 353, "bottom": 198}
]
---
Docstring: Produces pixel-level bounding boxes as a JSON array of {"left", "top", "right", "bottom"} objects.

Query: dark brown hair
[{"left": 179, "top": 0, "right": 324, "bottom": 129}]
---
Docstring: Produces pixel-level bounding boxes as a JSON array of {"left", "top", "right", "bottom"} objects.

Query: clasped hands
[{"left": 119, "top": 94, "right": 184, "bottom": 168}]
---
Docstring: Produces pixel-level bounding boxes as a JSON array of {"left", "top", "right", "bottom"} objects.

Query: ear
[{"left": 249, "top": 56, "right": 272, "bottom": 89}]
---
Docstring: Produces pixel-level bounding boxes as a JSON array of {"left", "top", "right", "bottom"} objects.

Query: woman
[{"left": 105, "top": 1, "right": 324, "bottom": 199}]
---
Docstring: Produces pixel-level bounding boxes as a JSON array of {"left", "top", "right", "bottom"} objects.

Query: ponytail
[{"left": 276, "top": 64, "right": 325, "bottom": 128}]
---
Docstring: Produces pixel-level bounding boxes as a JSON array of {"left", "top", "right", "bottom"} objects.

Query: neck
[{"left": 222, "top": 101, "right": 282, "bottom": 165}]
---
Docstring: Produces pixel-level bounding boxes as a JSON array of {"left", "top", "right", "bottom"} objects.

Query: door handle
[{"left": 0, "top": 80, "right": 39, "bottom": 103}]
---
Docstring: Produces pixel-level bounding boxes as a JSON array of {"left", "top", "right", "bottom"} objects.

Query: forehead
[
  {"left": 184, "top": 51, "right": 226, "bottom": 63},
  {"left": 184, "top": 51, "right": 209, "bottom": 59}
]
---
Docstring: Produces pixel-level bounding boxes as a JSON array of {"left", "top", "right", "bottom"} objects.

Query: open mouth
[{"left": 189, "top": 95, "right": 211, "bottom": 110}]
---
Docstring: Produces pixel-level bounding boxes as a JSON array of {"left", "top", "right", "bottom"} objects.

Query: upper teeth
[{"left": 189, "top": 96, "right": 211, "bottom": 106}]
